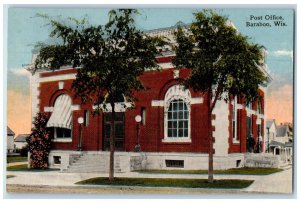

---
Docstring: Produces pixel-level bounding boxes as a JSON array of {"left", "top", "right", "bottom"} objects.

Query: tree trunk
[
  {"left": 207, "top": 88, "right": 214, "bottom": 183},
  {"left": 109, "top": 102, "right": 115, "bottom": 181}
]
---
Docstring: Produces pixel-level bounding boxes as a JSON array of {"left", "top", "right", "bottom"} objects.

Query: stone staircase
[{"left": 65, "top": 153, "right": 122, "bottom": 173}]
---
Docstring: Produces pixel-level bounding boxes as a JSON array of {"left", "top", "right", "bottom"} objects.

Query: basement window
[
  {"left": 236, "top": 160, "right": 242, "bottom": 167},
  {"left": 165, "top": 160, "right": 184, "bottom": 168},
  {"left": 53, "top": 156, "right": 61, "bottom": 165}
]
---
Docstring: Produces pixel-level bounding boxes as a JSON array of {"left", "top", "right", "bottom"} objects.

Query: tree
[
  {"left": 173, "top": 10, "right": 268, "bottom": 182},
  {"left": 34, "top": 9, "right": 163, "bottom": 181},
  {"left": 27, "top": 112, "right": 51, "bottom": 169}
]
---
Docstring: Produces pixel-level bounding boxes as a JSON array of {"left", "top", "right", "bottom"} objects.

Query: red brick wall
[{"left": 38, "top": 64, "right": 265, "bottom": 154}]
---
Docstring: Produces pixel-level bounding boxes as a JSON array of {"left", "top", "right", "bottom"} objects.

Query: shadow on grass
[
  {"left": 76, "top": 177, "right": 254, "bottom": 189},
  {"left": 7, "top": 164, "right": 60, "bottom": 172},
  {"left": 137, "top": 167, "right": 283, "bottom": 175}
]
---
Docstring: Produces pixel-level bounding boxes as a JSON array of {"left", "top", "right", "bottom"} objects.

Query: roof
[
  {"left": 7, "top": 126, "right": 15, "bottom": 136},
  {"left": 266, "top": 119, "right": 276, "bottom": 129},
  {"left": 145, "top": 21, "right": 190, "bottom": 34},
  {"left": 276, "top": 125, "right": 288, "bottom": 137},
  {"left": 14, "top": 134, "right": 29, "bottom": 142},
  {"left": 269, "top": 140, "right": 285, "bottom": 147}
]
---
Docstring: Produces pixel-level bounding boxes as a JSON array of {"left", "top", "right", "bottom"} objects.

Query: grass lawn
[
  {"left": 137, "top": 167, "right": 283, "bottom": 175},
  {"left": 76, "top": 177, "right": 253, "bottom": 189},
  {"left": 7, "top": 156, "right": 27, "bottom": 163},
  {"left": 7, "top": 164, "right": 59, "bottom": 172}
]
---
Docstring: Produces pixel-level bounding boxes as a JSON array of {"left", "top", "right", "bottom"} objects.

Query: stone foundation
[
  {"left": 49, "top": 150, "right": 247, "bottom": 172},
  {"left": 244, "top": 153, "right": 280, "bottom": 168}
]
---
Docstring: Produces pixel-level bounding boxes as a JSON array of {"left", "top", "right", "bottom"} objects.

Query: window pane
[
  {"left": 184, "top": 111, "right": 188, "bottom": 119},
  {"left": 173, "top": 111, "right": 177, "bottom": 119},
  {"left": 168, "top": 112, "right": 172, "bottom": 119},
  {"left": 184, "top": 121, "right": 188, "bottom": 129},
  {"left": 179, "top": 121, "right": 183, "bottom": 128},
  {"left": 56, "top": 127, "right": 71, "bottom": 138},
  {"left": 172, "top": 129, "right": 177, "bottom": 137},
  {"left": 168, "top": 129, "right": 172, "bottom": 137},
  {"left": 172, "top": 121, "right": 177, "bottom": 129},
  {"left": 184, "top": 129, "right": 188, "bottom": 137},
  {"left": 179, "top": 129, "right": 183, "bottom": 137},
  {"left": 173, "top": 102, "right": 178, "bottom": 110},
  {"left": 179, "top": 102, "right": 183, "bottom": 110},
  {"left": 232, "top": 121, "right": 236, "bottom": 139},
  {"left": 179, "top": 111, "right": 183, "bottom": 119}
]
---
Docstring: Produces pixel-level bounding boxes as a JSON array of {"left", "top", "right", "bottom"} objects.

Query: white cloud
[
  {"left": 272, "top": 50, "right": 293, "bottom": 58},
  {"left": 11, "top": 68, "right": 31, "bottom": 77}
]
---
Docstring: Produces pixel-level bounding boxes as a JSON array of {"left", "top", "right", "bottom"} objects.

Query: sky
[{"left": 5, "top": 6, "right": 294, "bottom": 136}]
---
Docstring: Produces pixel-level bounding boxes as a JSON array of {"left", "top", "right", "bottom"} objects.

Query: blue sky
[{"left": 6, "top": 7, "right": 294, "bottom": 134}]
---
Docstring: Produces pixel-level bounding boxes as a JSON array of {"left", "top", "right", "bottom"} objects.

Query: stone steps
[{"left": 65, "top": 153, "right": 122, "bottom": 173}]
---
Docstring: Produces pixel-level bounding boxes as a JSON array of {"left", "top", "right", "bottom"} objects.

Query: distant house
[
  {"left": 266, "top": 119, "right": 292, "bottom": 163},
  {"left": 14, "top": 134, "right": 29, "bottom": 150},
  {"left": 265, "top": 119, "right": 277, "bottom": 152},
  {"left": 7, "top": 126, "right": 15, "bottom": 153}
]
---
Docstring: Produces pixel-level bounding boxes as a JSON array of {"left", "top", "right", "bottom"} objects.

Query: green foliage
[
  {"left": 76, "top": 177, "right": 253, "bottom": 189},
  {"left": 7, "top": 164, "right": 60, "bottom": 171},
  {"left": 6, "top": 155, "right": 27, "bottom": 163},
  {"left": 34, "top": 9, "right": 164, "bottom": 109},
  {"left": 173, "top": 9, "right": 268, "bottom": 107},
  {"left": 27, "top": 113, "right": 51, "bottom": 169},
  {"left": 34, "top": 9, "right": 164, "bottom": 180}
]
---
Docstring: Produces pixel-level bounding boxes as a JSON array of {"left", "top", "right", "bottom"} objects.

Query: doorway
[{"left": 103, "top": 112, "right": 125, "bottom": 151}]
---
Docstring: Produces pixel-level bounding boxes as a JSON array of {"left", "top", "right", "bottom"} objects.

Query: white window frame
[
  {"left": 257, "top": 100, "right": 263, "bottom": 115},
  {"left": 166, "top": 99, "right": 189, "bottom": 138},
  {"left": 162, "top": 85, "right": 191, "bottom": 143},
  {"left": 52, "top": 126, "right": 72, "bottom": 143},
  {"left": 232, "top": 96, "right": 239, "bottom": 143}
]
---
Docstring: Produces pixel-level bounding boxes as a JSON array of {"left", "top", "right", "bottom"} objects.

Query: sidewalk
[{"left": 6, "top": 167, "right": 293, "bottom": 194}]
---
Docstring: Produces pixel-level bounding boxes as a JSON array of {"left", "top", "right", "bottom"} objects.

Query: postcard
[{"left": 5, "top": 5, "right": 294, "bottom": 197}]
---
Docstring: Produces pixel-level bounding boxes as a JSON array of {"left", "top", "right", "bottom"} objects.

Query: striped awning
[{"left": 47, "top": 94, "right": 72, "bottom": 129}]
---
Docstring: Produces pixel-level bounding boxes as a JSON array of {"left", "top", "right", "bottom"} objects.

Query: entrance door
[{"left": 103, "top": 112, "right": 125, "bottom": 151}]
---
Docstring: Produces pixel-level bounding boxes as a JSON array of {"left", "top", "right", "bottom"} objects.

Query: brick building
[{"left": 27, "top": 24, "right": 270, "bottom": 172}]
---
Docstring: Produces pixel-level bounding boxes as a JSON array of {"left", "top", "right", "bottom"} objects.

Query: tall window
[
  {"left": 232, "top": 96, "right": 237, "bottom": 141},
  {"left": 141, "top": 107, "right": 146, "bottom": 125},
  {"left": 163, "top": 85, "right": 191, "bottom": 142},
  {"left": 84, "top": 110, "right": 89, "bottom": 127},
  {"left": 167, "top": 99, "right": 189, "bottom": 138},
  {"left": 257, "top": 100, "right": 263, "bottom": 114}
]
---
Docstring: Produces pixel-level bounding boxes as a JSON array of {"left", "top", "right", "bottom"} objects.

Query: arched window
[
  {"left": 47, "top": 94, "right": 72, "bottom": 140},
  {"left": 163, "top": 85, "right": 191, "bottom": 142}
]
